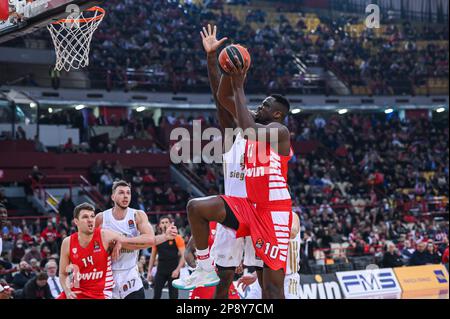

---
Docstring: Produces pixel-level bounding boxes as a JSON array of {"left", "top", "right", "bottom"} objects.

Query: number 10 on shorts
[{"left": 264, "top": 243, "right": 280, "bottom": 259}]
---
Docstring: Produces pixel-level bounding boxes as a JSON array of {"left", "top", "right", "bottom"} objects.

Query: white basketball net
[{"left": 47, "top": 7, "right": 105, "bottom": 72}]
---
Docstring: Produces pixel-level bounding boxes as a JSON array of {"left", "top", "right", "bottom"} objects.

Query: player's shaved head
[
  {"left": 255, "top": 94, "right": 290, "bottom": 124},
  {"left": 270, "top": 94, "right": 290, "bottom": 120}
]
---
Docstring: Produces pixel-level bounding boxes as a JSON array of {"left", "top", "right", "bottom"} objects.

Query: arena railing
[{"left": 30, "top": 174, "right": 108, "bottom": 212}]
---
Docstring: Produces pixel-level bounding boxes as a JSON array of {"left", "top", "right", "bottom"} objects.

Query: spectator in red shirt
[
  {"left": 63, "top": 138, "right": 74, "bottom": 152},
  {"left": 40, "top": 222, "right": 59, "bottom": 242},
  {"left": 143, "top": 169, "right": 157, "bottom": 184},
  {"left": 22, "top": 228, "right": 34, "bottom": 245}
]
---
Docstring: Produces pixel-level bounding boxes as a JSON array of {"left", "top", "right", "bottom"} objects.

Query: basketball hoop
[{"left": 47, "top": 6, "right": 105, "bottom": 72}]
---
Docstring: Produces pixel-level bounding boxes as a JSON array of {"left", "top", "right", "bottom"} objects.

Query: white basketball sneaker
[{"left": 172, "top": 267, "right": 220, "bottom": 290}]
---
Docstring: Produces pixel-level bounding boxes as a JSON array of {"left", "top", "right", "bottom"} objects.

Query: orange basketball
[{"left": 218, "top": 44, "right": 251, "bottom": 74}]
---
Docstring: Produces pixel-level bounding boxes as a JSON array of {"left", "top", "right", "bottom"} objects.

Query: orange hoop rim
[{"left": 52, "top": 6, "right": 105, "bottom": 25}]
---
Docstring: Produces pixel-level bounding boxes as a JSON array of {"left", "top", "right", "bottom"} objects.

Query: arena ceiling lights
[
  {"left": 436, "top": 107, "right": 446, "bottom": 113},
  {"left": 384, "top": 108, "right": 394, "bottom": 114},
  {"left": 75, "top": 104, "right": 86, "bottom": 110},
  {"left": 338, "top": 108, "right": 348, "bottom": 115},
  {"left": 136, "top": 106, "right": 146, "bottom": 112},
  {"left": 291, "top": 108, "right": 301, "bottom": 114}
]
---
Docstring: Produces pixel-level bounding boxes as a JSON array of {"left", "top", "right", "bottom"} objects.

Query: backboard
[{"left": 0, "top": 0, "right": 102, "bottom": 44}]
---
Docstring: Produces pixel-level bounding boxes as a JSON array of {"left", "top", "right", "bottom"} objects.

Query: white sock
[{"left": 196, "top": 248, "right": 214, "bottom": 272}]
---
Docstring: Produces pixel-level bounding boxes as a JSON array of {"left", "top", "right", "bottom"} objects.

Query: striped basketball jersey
[
  {"left": 244, "top": 139, "right": 293, "bottom": 204},
  {"left": 69, "top": 228, "right": 114, "bottom": 299},
  {"left": 286, "top": 231, "right": 301, "bottom": 275}
]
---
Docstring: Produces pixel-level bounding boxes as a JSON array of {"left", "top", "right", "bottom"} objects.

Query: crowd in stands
[
  {"left": 2, "top": 107, "right": 449, "bottom": 273},
  {"left": 93, "top": 0, "right": 449, "bottom": 95},
  {"left": 3, "top": 0, "right": 448, "bottom": 95},
  {"left": 297, "top": 111, "right": 448, "bottom": 267},
  {"left": 0, "top": 109, "right": 448, "bottom": 299},
  {"left": 1, "top": 108, "right": 168, "bottom": 152},
  {"left": 317, "top": 17, "right": 449, "bottom": 94},
  {"left": 168, "top": 110, "right": 449, "bottom": 268},
  {"left": 89, "top": 159, "right": 193, "bottom": 222},
  {"left": 287, "top": 112, "right": 448, "bottom": 266},
  {"left": 88, "top": 0, "right": 298, "bottom": 93},
  {"left": 0, "top": 215, "right": 70, "bottom": 299}
]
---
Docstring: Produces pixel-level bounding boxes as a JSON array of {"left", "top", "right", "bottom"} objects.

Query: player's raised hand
[
  {"left": 200, "top": 24, "right": 228, "bottom": 54},
  {"left": 165, "top": 222, "right": 178, "bottom": 240},
  {"left": 227, "top": 53, "right": 249, "bottom": 88}
]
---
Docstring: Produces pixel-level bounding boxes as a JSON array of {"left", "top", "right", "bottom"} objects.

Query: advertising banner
[
  {"left": 393, "top": 265, "right": 449, "bottom": 299},
  {"left": 299, "top": 274, "right": 343, "bottom": 299},
  {"left": 336, "top": 268, "right": 402, "bottom": 299}
]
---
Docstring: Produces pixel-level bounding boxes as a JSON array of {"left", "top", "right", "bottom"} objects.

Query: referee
[{"left": 147, "top": 216, "right": 185, "bottom": 299}]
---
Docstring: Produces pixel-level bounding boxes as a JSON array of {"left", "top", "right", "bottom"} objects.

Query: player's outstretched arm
[
  {"left": 102, "top": 211, "right": 178, "bottom": 256},
  {"left": 59, "top": 237, "right": 78, "bottom": 299},
  {"left": 135, "top": 211, "right": 178, "bottom": 247},
  {"left": 201, "top": 24, "right": 235, "bottom": 131},
  {"left": 201, "top": 24, "right": 227, "bottom": 97}
]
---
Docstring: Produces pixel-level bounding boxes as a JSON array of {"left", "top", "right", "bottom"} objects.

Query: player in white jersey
[
  {"left": 237, "top": 213, "right": 301, "bottom": 299},
  {"left": 95, "top": 180, "right": 178, "bottom": 299},
  {"left": 285, "top": 212, "right": 301, "bottom": 299}
]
